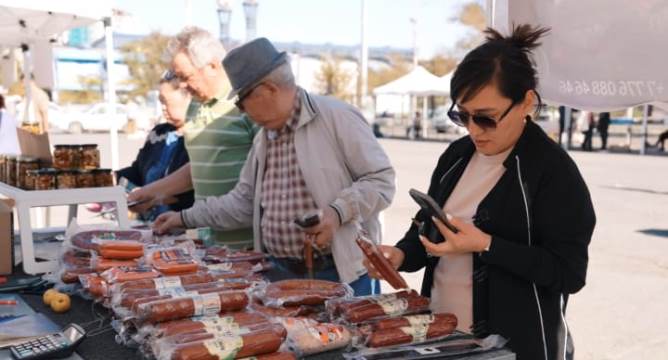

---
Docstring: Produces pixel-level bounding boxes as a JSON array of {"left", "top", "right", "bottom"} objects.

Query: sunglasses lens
[
  {"left": 472, "top": 116, "right": 497, "bottom": 129},
  {"left": 447, "top": 111, "right": 467, "bottom": 127}
]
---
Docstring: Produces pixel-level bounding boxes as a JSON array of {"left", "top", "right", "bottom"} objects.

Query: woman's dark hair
[
  {"left": 450, "top": 24, "right": 550, "bottom": 117},
  {"left": 0, "top": 94, "right": 4, "bottom": 109}
]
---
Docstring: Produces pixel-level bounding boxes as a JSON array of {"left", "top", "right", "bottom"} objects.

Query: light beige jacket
[{"left": 182, "top": 90, "right": 396, "bottom": 283}]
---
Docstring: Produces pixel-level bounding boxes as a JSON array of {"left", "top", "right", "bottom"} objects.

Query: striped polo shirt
[{"left": 183, "top": 87, "right": 257, "bottom": 248}]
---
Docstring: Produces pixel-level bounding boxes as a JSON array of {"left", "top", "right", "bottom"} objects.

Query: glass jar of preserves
[
  {"left": 0, "top": 155, "right": 6, "bottom": 183},
  {"left": 25, "top": 169, "right": 39, "bottom": 190},
  {"left": 56, "top": 170, "right": 78, "bottom": 189},
  {"left": 5, "top": 155, "right": 17, "bottom": 187},
  {"left": 92, "top": 168, "right": 114, "bottom": 187},
  {"left": 53, "top": 145, "right": 78, "bottom": 169},
  {"left": 34, "top": 169, "right": 57, "bottom": 190},
  {"left": 76, "top": 169, "right": 96, "bottom": 188},
  {"left": 16, "top": 156, "right": 40, "bottom": 190},
  {"left": 80, "top": 144, "right": 100, "bottom": 169}
]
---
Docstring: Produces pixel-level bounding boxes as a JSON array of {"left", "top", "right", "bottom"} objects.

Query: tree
[
  {"left": 450, "top": 1, "right": 487, "bottom": 56},
  {"left": 59, "top": 76, "right": 103, "bottom": 104},
  {"left": 315, "top": 55, "right": 354, "bottom": 102},
  {"left": 420, "top": 54, "right": 457, "bottom": 77},
  {"left": 120, "top": 31, "right": 170, "bottom": 100}
]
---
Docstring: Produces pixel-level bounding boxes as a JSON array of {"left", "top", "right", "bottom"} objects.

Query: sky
[{"left": 112, "top": 0, "right": 483, "bottom": 58}]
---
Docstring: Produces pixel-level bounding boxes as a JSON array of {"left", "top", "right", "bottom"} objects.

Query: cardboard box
[{"left": 0, "top": 200, "right": 14, "bottom": 275}]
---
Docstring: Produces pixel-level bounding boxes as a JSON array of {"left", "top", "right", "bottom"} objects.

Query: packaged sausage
[
  {"left": 134, "top": 290, "right": 250, "bottom": 324},
  {"left": 149, "top": 247, "right": 201, "bottom": 276},
  {"left": 69, "top": 229, "right": 146, "bottom": 251},
  {"left": 258, "top": 279, "right": 353, "bottom": 308},
  {"left": 114, "top": 272, "right": 218, "bottom": 293},
  {"left": 101, "top": 266, "right": 160, "bottom": 284},
  {"left": 204, "top": 247, "right": 267, "bottom": 265},
  {"left": 248, "top": 300, "right": 320, "bottom": 319},
  {"left": 79, "top": 274, "right": 110, "bottom": 299},
  {"left": 360, "top": 313, "right": 458, "bottom": 348},
  {"left": 326, "top": 290, "right": 430, "bottom": 324},
  {"left": 152, "top": 327, "right": 284, "bottom": 360},
  {"left": 277, "top": 317, "right": 351, "bottom": 357},
  {"left": 356, "top": 234, "right": 408, "bottom": 290}
]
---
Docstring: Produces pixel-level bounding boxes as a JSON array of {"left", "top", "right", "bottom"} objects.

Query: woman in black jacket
[
  {"left": 116, "top": 71, "right": 194, "bottom": 220},
  {"left": 365, "top": 25, "right": 595, "bottom": 360}
]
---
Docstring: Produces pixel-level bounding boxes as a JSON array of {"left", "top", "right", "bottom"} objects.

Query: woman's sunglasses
[{"left": 447, "top": 101, "right": 516, "bottom": 129}]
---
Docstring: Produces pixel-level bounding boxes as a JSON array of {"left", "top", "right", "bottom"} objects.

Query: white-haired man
[
  {"left": 154, "top": 38, "right": 396, "bottom": 295},
  {"left": 129, "top": 27, "right": 256, "bottom": 248}
]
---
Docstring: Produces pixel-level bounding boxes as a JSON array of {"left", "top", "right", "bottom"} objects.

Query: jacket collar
[{"left": 295, "top": 88, "right": 319, "bottom": 129}]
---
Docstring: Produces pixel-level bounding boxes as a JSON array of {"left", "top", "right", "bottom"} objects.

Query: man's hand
[
  {"left": 363, "top": 245, "right": 405, "bottom": 280},
  {"left": 127, "top": 187, "right": 157, "bottom": 214},
  {"left": 152, "top": 211, "right": 184, "bottom": 234},
  {"left": 419, "top": 216, "right": 492, "bottom": 256},
  {"left": 301, "top": 207, "right": 341, "bottom": 250}
]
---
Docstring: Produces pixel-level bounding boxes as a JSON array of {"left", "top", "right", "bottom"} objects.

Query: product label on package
[
  {"left": 400, "top": 323, "right": 429, "bottom": 344},
  {"left": 193, "top": 293, "right": 222, "bottom": 317},
  {"left": 153, "top": 277, "right": 182, "bottom": 290},
  {"left": 157, "top": 287, "right": 197, "bottom": 297},
  {"left": 406, "top": 314, "right": 435, "bottom": 327},
  {"left": 203, "top": 335, "right": 243, "bottom": 360},
  {"left": 376, "top": 297, "right": 408, "bottom": 317},
  {"left": 201, "top": 316, "right": 244, "bottom": 336},
  {"left": 207, "top": 262, "right": 234, "bottom": 272}
]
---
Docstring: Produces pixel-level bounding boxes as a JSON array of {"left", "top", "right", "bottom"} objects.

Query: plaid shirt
[{"left": 260, "top": 90, "right": 320, "bottom": 259}]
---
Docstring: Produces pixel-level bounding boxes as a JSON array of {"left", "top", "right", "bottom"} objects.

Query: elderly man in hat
[
  {"left": 154, "top": 38, "right": 396, "bottom": 295},
  {"left": 128, "top": 27, "right": 256, "bottom": 249}
]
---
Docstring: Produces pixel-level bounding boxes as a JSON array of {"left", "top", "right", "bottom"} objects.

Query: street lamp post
[
  {"left": 243, "top": 0, "right": 258, "bottom": 43},
  {"left": 217, "top": 0, "right": 232, "bottom": 48}
]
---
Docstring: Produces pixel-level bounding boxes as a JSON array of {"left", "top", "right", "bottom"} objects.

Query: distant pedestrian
[{"left": 597, "top": 112, "right": 611, "bottom": 150}]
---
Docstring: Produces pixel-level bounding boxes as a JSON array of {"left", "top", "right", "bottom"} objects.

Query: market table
[{"left": 3, "top": 233, "right": 515, "bottom": 360}]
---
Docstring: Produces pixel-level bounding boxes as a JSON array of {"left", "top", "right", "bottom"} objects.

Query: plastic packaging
[
  {"left": 134, "top": 290, "right": 249, "bottom": 324},
  {"left": 258, "top": 279, "right": 353, "bottom": 308},
  {"left": 204, "top": 247, "right": 267, "bottom": 265},
  {"left": 360, "top": 313, "right": 458, "bottom": 348},
  {"left": 326, "top": 290, "right": 430, "bottom": 324},
  {"left": 114, "top": 272, "right": 218, "bottom": 293},
  {"left": 101, "top": 266, "right": 160, "bottom": 284},
  {"left": 152, "top": 327, "right": 285, "bottom": 360},
  {"left": 343, "top": 334, "right": 509, "bottom": 360},
  {"left": 149, "top": 247, "right": 200, "bottom": 275},
  {"left": 356, "top": 234, "right": 408, "bottom": 290},
  {"left": 278, "top": 317, "right": 351, "bottom": 357}
]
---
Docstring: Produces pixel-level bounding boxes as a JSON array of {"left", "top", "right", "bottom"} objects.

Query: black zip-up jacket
[
  {"left": 116, "top": 123, "right": 194, "bottom": 212},
  {"left": 396, "top": 120, "right": 596, "bottom": 360}
]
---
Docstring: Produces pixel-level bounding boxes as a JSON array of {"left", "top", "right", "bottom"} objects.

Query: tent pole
[
  {"left": 104, "top": 17, "right": 119, "bottom": 170},
  {"left": 640, "top": 104, "right": 649, "bottom": 155},
  {"left": 21, "top": 44, "right": 32, "bottom": 126},
  {"left": 422, "top": 96, "right": 428, "bottom": 138}
]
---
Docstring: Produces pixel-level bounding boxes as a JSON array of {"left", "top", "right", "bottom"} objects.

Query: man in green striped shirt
[{"left": 128, "top": 27, "right": 256, "bottom": 248}]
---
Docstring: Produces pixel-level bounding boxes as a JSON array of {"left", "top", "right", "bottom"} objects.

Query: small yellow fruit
[
  {"left": 43, "top": 289, "right": 60, "bottom": 306},
  {"left": 50, "top": 293, "right": 71, "bottom": 313}
]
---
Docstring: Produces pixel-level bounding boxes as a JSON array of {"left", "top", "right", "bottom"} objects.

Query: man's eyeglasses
[
  {"left": 234, "top": 82, "right": 265, "bottom": 112},
  {"left": 161, "top": 70, "right": 176, "bottom": 82},
  {"left": 447, "top": 101, "right": 516, "bottom": 129}
]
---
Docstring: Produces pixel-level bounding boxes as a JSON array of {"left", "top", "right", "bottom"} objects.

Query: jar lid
[
  {"left": 17, "top": 156, "right": 40, "bottom": 163},
  {"left": 91, "top": 168, "right": 112, "bottom": 173}
]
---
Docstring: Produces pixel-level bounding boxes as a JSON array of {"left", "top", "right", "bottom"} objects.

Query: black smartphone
[
  {"left": 408, "top": 189, "right": 459, "bottom": 233},
  {"left": 294, "top": 210, "right": 321, "bottom": 228}
]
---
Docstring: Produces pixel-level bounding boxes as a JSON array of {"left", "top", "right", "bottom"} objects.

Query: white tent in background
[
  {"left": 0, "top": 0, "right": 119, "bottom": 167},
  {"left": 488, "top": 0, "right": 668, "bottom": 153},
  {"left": 374, "top": 65, "right": 450, "bottom": 96}
]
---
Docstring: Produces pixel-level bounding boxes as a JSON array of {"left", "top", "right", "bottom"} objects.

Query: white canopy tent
[
  {"left": 0, "top": 0, "right": 120, "bottom": 167},
  {"left": 374, "top": 65, "right": 450, "bottom": 96},
  {"left": 488, "top": 0, "right": 668, "bottom": 153},
  {"left": 374, "top": 66, "right": 451, "bottom": 137}
]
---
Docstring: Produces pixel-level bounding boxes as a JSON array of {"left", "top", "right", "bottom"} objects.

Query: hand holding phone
[{"left": 408, "top": 189, "right": 459, "bottom": 233}]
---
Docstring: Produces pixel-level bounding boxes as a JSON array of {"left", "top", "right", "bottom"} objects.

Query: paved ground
[{"left": 32, "top": 131, "right": 668, "bottom": 359}]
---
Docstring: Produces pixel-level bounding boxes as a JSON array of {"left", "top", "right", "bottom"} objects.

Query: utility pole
[{"left": 359, "top": 0, "right": 369, "bottom": 109}]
